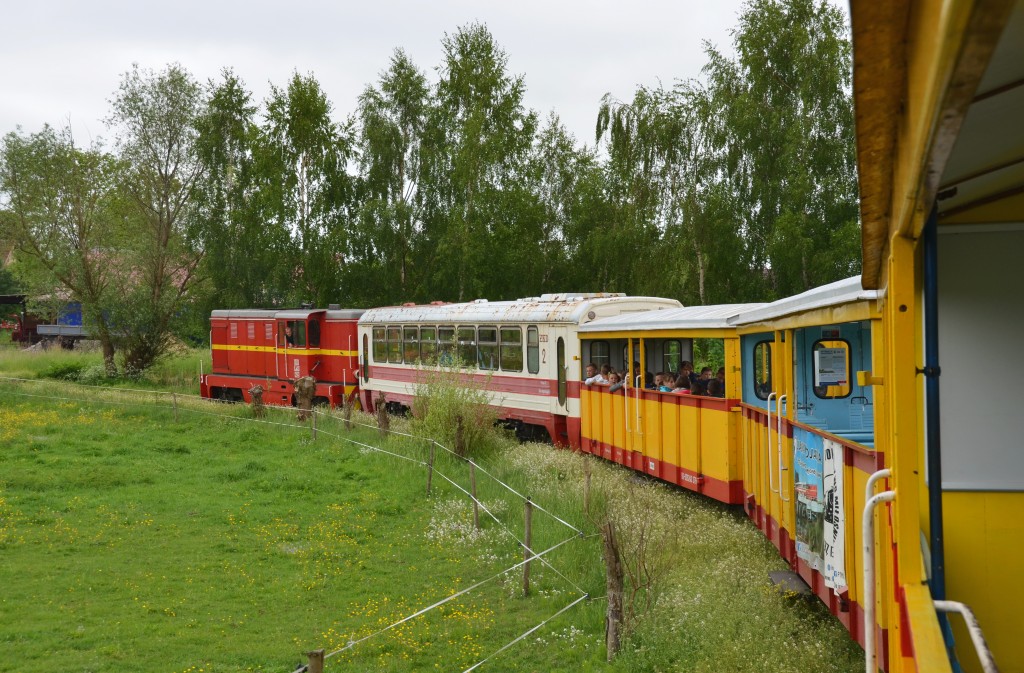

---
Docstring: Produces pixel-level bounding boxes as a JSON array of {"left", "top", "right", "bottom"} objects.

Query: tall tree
[
  {"left": 353, "top": 49, "right": 430, "bottom": 305},
  {"left": 194, "top": 69, "right": 285, "bottom": 309},
  {"left": 107, "top": 63, "right": 207, "bottom": 372},
  {"left": 262, "top": 72, "right": 355, "bottom": 307},
  {"left": 0, "top": 126, "right": 123, "bottom": 373},
  {"left": 420, "top": 23, "right": 538, "bottom": 301},
  {"left": 703, "top": 0, "right": 859, "bottom": 297}
]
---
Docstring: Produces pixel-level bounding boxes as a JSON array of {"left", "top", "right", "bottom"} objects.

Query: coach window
[
  {"left": 420, "top": 326, "right": 437, "bottom": 363},
  {"left": 247, "top": 321, "right": 255, "bottom": 341},
  {"left": 362, "top": 334, "right": 369, "bottom": 382},
  {"left": 663, "top": 339, "right": 681, "bottom": 373},
  {"left": 527, "top": 326, "right": 540, "bottom": 374},
  {"left": 590, "top": 341, "right": 610, "bottom": 369},
  {"left": 478, "top": 327, "right": 498, "bottom": 370},
  {"left": 500, "top": 327, "right": 523, "bottom": 372},
  {"left": 753, "top": 341, "right": 772, "bottom": 400},
  {"left": 404, "top": 326, "right": 419, "bottom": 364},
  {"left": 308, "top": 320, "right": 320, "bottom": 348},
  {"left": 372, "top": 327, "right": 387, "bottom": 363},
  {"left": 439, "top": 326, "right": 455, "bottom": 364},
  {"left": 457, "top": 327, "right": 476, "bottom": 367},
  {"left": 812, "top": 339, "right": 851, "bottom": 399},
  {"left": 387, "top": 326, "right": 402, "bottom": 364}
]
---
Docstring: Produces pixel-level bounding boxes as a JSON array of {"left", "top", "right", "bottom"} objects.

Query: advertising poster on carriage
[{"left": 794, "top": 430, "right": 847, "bottom": 590}]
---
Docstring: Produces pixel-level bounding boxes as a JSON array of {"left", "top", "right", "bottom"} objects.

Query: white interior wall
[{"left": 937, "top": 226, "right": 1024, "bottom": 490}]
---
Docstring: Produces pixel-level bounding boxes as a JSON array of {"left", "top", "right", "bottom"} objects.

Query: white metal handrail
[
  {"left": 778, "top": 394, "right": 789, "bottom": 502},
  {"left": 767, "top": 392, "right": 778, "bottom": 494},
  {"left": 934, "top": 600, "right": 1000, "bottom": 673},
  {"left": 863, "top": 468, "right": 894, "bottom": 673}
]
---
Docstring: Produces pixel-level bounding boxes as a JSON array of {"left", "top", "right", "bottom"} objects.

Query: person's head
[
  {"left": 700, "top": 367, "right": 713, "bottom": 380},
  {"left": 680, "top": 361, "right": 693, "bottom": 375},
  {"left": 600, "top": 364, "right": 612, "bottom": 376},
  {"left": 654, "top": 373, "right": 664, "bottom": 387},
  {"left": 664, "top": 374, "right": 677, "bottom": 388},
  {"left": 585, "top": 363, "right": 597, "bottom": 378},
  {"left": 707, "top": 379, "right": 723, "bottom": 397},
  {"left": 717, "top": 367, "right": 726, "bottom": 382},
  {"left": 608, "top": 372, "right": 621, "bottom": 385},
  {"left": 284, "top": 325, "right": 292, "bottom": 335}
]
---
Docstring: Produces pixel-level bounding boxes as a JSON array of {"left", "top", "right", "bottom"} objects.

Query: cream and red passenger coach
[{"left": 357, "top": 294, "right": 681, "bottom": 445}]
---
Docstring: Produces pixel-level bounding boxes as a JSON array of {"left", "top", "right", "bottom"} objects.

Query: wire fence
[{"left": 0, "top": 376, "right": 597, "bottom": 672}]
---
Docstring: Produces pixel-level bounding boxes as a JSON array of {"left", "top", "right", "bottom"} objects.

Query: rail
[
  {"left": 933, "top": 601, "right": 1000, "bottom": 673},
  {"left": 863, "top": 468, "right": 894, "bottom": 673},
  {"left": 777, "top": 395, "right": 789, "bottom": 502},
  {"left": 767, "top": 392, "right": 778, "bottom": 494}
]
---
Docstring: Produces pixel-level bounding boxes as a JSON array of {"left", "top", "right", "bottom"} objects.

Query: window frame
[
  {"left": 372, "top": 327, "right": 387, "bottom": 363},
  {"left": 752, "top": 340, "right": 773, "bottom": 401},
  {"left": 457, "top": 327, "right": 476, "bottom": 367},
  {"left": 403, "top": 326, "right": 419, "bottom": 365},
  {"left": 811, "top": 338, "right": 852, "bottom": 399},
  {"left": 387, "top": 326, "right": 402, "bottom": 364},
  {"left": 499, "top": 326, "right": 523, "bottom": 372},
  {"left": 527, "top": 326, "right": 540, "bottom": 374}
]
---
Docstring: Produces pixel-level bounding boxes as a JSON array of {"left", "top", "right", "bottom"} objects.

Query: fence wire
[{"left": 0, "top": 376, "right": 598, "bottom": 672}]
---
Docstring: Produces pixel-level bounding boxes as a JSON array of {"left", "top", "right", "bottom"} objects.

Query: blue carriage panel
[{"left": 793, "top": 320, "right": 874, "bottom": 443}]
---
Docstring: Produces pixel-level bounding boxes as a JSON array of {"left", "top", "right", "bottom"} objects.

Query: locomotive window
[
  {"left": 478, "top": 327, "right": 498, "bottom": 370},
  {"left": 372, "top": 327, "right": 387, "bottom": 363},
  {"left": 404, "top": 326, "right": 419, "bottom": 364},
  {"left": 387, "top": 327, "right": 402, "bottom": 364},
  {"left": 457, "top": 327, "right": 476, "bottom": 367},
  {"left": 812, "top": 339, "right": 851, "bottom": 399},
  {"left": 280, "top": 320, "right": 306, "bottom": 348},
  {"left": 308, "top": 320, "right": 320, "bottom": 348},
  {"left": 663, "top": 340, "right": 681, "bottom": 373},
  {"left": 527, "top": 326, "right": 540, "bottom": 374},
  {"left": 500, "top": 327, "right": 523, "bottom": 372},
  {"left": 753, "top": 341, "right": 773, "bottom": 400},
  {"left": 420, "top": 326, "right": 437, "bottom": 363},
  {"left": 590, "top": 341, "right": 610, "bottom": 369},
  {"left": 439, "top": 326, "right": 455, "bottom": 365}
]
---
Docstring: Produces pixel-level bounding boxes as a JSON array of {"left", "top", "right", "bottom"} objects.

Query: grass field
[{"left": 0, "top": 349, "right": 864, "bottom": 672}]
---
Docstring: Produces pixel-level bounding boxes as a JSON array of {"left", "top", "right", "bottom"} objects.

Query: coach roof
[
  {"left": 360, "top": 295, "right": 681, "bottom": 326},
  {"left": 579, "top": 303, "right": 768, "bottom": 333},
  {"left": 729, "top": 276, "right": 879, "bottom": 326}
]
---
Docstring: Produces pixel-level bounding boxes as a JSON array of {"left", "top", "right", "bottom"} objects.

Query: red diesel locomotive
[{"left": 200, "top": 307, "right": 364, "bottom": 408}]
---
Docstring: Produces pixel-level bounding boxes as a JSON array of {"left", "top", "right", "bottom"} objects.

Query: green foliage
[
  {"left": 410, "top": 360, "right": 501, "bottom": 457},
  {"left": 38, "top": 359, "right": 89, "bottom": 381}
]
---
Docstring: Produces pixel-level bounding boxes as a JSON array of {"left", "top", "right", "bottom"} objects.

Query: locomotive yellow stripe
[{"left": 211, "top": 344, "right": 358, "bottom": 356}]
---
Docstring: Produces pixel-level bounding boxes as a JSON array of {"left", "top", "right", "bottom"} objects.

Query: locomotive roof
[
  {"left": 729, "top": 277, "right": 879, "bottom": 326},
  {"left": 360, "top": 294, "right": 682, "bottom": 326},
  {"left": 211, "top": 308, "right": 365, "bottom": 320},
  {"left": 579, "top": 303, "right": 768, "bottom": 333}
]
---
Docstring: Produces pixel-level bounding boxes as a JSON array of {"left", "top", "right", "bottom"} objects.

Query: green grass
[
  {"left": 0, "top": 370, "right": 863, "bottom": 672},
  {"left": 0, "top": 343, "right": 210, "bottom": 394}
]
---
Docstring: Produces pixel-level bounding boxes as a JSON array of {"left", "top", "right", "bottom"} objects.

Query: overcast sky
[{"left": 1, "top": 0, "right": 765, "bottom": 148}]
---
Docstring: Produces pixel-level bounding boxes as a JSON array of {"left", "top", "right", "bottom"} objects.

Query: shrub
[
  {"left": 410, "top": 362, "right": 500, "bottom": 458},
  {"left": 39, "top": 361, "right": 87, "bottom": 381}
]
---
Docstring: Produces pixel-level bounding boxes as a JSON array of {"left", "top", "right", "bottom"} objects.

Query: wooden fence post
[
  {"left": 601, "top": 520, "right": 624, "bottom": 661},
  {"left": 306, "top": 648, "right": 324, "bottom": 673},
  {"left": 471, "top": 462, "right": 479, "bottom": 530},
  {"left": 523, "top": 497, "right": 533, "bottom": 597},
  {"left": 426, "top": 441, "right": 435, "bottom": 496}
]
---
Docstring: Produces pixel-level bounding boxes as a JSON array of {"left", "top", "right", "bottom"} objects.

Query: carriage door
[
  {"left": 556, "top": 337, "right": 567, "bottom": 409},
  {"left": 276, "top": 321, "right": 291, "bottom": 380}
]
